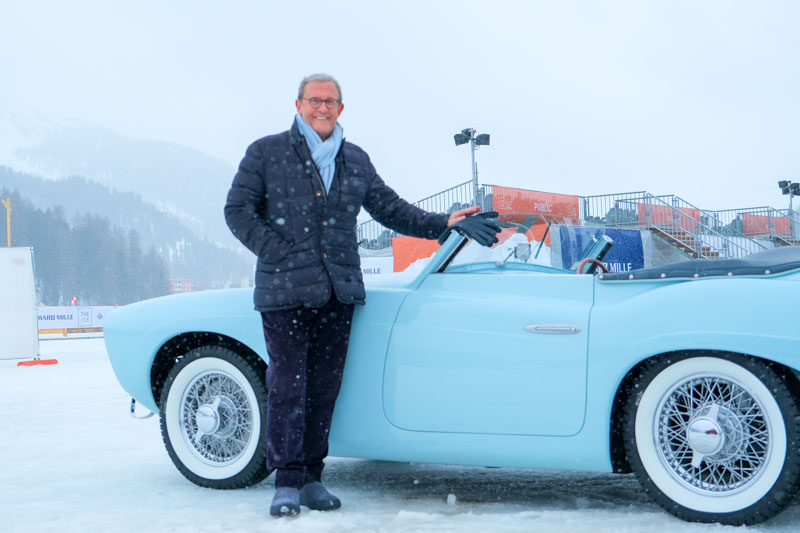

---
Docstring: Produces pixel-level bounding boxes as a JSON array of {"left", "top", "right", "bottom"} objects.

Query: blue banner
[{"left": 559, "top": 226, "right": 644, "bottom": 273}]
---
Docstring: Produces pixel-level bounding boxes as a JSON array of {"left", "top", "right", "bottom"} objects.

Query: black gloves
[{"left": 438, "top": 211, "right": 501, "bottom": 247}]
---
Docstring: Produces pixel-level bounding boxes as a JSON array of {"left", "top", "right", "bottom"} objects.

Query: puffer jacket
[{"left": 225, "top": 120, "right": 449, "bottom": 311}]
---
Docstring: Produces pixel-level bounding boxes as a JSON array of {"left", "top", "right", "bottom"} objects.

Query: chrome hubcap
[
  {"left": 657, "top": 376, "right": 770, "bottom": 493},
  {"left": 687, "top": 410, "right": 725, "bottom": 457},
  {"left": 196, "top": 403, "right": 219, "bottom": 434}
]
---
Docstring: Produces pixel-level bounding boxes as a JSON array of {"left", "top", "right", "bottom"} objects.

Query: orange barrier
[
  {"left": 636, "top": 203, "right": 700, "bottom": 232},
  {"left": 742, "top": 213, "right": 790, "bottom": 236},
  {"left": 17, "top": 358, "right": 59, "bottom": 367},
  {"left": 392, "top": 236, "right": 441, "bottom": 272},
  {"left": 492, "top": 186, "right": 581, "bottom": 224}
]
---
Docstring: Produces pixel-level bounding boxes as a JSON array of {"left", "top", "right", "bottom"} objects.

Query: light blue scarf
[{"left": 295, "top": 114, "right": 343, "bottom": 193}]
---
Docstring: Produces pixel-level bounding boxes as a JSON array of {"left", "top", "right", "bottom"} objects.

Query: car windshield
[
  {"left": 445, "top": 213, "right": 584, "bottom": 272},
  {"left": 444, "top": 213, "right": 616, "bottom": 274}
]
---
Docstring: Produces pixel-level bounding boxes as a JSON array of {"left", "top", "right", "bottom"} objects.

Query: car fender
[
  {"left": 104, "top": 289, "right": 264, "bottom": 412},
  {"left": 584, "top": 276, "right": 800, "bottom": 441}
]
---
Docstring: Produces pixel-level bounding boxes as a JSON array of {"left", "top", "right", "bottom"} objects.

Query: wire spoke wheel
[
  {"left": 625, "top": 354, "right": 800, "bottom": 525},
  {"left": 658, "top": 376, "right": 769, "bottom": 493},
  {"left": 160, "top": 346, "right": 269, "bottom": 489},
  {"left": 180, "top": 370, "right": 254, "bottom": 465}
]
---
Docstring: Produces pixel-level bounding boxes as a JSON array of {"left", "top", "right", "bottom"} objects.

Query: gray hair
[{"left": 298, "top": 73, "right": 342, "bottom": 102}]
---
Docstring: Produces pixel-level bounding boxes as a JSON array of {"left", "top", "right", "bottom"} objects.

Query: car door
[{"left": 382, "top": 270, "right": 593, "bottom": 436}]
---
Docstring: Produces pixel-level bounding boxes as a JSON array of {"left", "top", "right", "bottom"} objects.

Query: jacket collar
[{"left": 289, "top": 119, "right": 303, "bottom": 145}]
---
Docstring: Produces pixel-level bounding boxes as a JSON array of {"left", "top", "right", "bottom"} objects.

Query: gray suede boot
[
  {"left": 299, "top": 482, "right": 341, "bottom": 511},
  {"left": 270, "top": 487, "right": 301, "bottom": 517}
]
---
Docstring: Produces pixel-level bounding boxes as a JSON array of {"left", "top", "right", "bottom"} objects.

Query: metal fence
[
  {"left": 712, "top": 206, "right": 800, "bottom": 240},
  {"left": 359, "top": 183, "right": 797, "bottom": 255},
  {"left": 415, "top": 180, "right": 475, "bottom": 214},
  {"left": 779, "top": 209, "right": 800, "bottom": 240},
  {"left": 357, "top": 181, "right": 476, "bottom": 249},
  {"left": 582, "top": 191, "right": 649, "bottom": 228},
  {"left": 583, "top": 192, "right": 766, "bottom": 258}
]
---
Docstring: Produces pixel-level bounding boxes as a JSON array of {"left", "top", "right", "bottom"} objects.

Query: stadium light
[
  {"left": 475, "top": 133, "right": 490, "bottom": 146},
  {"left": 453, "top": 128, "right": 491, "bottom": 207},
  {"left": 453, "top": 132, "right": 470, "bottom": 146}
]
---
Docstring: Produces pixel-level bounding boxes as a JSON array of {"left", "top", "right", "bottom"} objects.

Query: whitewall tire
[
  {"left": 160, "top": 346, "right": 269, "bottom": 488},
  {"left": 625, "top": 353, "right": 800, "bottom": 525}
]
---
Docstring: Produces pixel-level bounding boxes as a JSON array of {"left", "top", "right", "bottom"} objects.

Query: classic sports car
[{"left": 104, "top": 221, "right": 800, "bottom": 525}]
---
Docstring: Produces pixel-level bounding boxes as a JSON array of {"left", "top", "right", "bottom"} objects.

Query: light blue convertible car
[{"left": 104, "top": 223, "right": 800, "bottom": 525}]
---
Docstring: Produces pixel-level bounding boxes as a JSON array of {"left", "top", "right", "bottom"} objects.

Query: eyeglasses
[{"left": 300, "top": 97, "right": 341, "bottom": 109}]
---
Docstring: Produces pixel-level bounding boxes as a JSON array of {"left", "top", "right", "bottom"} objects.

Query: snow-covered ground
[{"left": 3, "top": 338, "right": 800, "bottom": 532}]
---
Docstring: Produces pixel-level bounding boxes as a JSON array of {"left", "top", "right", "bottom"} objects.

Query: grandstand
[{"left": 357, "top": 181, "right": 800, "bottom": 272}]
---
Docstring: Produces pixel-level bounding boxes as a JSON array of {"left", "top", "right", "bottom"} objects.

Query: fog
[{"left": 2, "top": 1, "right": 799, "bottom": 212}]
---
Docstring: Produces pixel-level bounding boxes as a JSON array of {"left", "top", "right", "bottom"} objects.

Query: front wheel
[
  {"left": 160, "top": 346, "right": 269, "bottom": 489},
  {"left": 624, "top": 353, "right": 800, "bottom": 525}
]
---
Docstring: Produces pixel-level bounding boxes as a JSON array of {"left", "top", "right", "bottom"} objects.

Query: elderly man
[{"left": 225, "top": 73, "right": 499, "bottom": 517}]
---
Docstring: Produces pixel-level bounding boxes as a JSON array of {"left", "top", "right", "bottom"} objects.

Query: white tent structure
[{"left": 0, "top": 247, "right": 39, "bottom": 360}]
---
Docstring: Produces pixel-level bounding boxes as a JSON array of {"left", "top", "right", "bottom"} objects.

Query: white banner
[
  {"left": 361, "top": 257, "right": 394, "bottom": 276},
  {"left": 37, "top": 306, "right": 116, "bottom": 329},
  {"left": 0, "top": 248, "right": 39, "bottom": 360}
]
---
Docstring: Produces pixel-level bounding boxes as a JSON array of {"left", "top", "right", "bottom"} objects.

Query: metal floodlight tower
[
  {"left": 778, "top": 180, "right": 800, "bottom": 238},
  {"left": 454, "top": 127, "right": 490, "bottom": 207}
]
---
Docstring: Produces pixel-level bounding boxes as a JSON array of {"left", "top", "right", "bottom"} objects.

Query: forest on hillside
[
  {"left": 0, "top": 167, "right": 254, "bottom": 290},
  {"left": 1, "top": 188, "right": 169, "bottom": 305}
]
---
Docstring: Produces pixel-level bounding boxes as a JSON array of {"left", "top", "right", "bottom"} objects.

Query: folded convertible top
[{"left": 599, "top": 246, "right": 800, "bottom": 281}]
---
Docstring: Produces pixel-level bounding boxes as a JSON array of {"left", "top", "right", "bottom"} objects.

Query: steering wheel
[{"left": 577, "top": 258, "right": 609, "bottom": 275}]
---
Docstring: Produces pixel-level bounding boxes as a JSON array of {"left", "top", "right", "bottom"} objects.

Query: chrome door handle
[{"left": 524, "top": 324, "right": 580, "bottom": 334}]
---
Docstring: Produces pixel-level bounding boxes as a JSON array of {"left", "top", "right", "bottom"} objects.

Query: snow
[{"left": 3, "top": 338, "right": 800, "bottom": 532}]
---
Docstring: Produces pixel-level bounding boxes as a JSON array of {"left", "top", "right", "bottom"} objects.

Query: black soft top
[{"left": 598, "top": 246, "right": 800, "bottom": 281}]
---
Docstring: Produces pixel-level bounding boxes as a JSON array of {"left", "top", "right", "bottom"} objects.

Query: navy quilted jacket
[{"left": 225, "top": 121, "right": 449, "bottom": 311}]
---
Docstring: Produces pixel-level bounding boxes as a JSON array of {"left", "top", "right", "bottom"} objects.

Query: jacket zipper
[
  {"left": 311, "top": 164, "right": 327, "bottom": 203},
  {"left": 299, "top": 140, "right": 328, "bottom": 203}
]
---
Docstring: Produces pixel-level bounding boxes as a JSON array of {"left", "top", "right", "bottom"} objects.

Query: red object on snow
[{"left": 17, "top": 359, "right": 59, "bottom": 367}]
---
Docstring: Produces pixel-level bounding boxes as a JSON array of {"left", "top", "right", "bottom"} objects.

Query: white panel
[
  {"left": 36, "top": 306, "right": 116, "bottom": 329},
  {"left": 0, "top": 247, "right": 39, "bottom": 360}
]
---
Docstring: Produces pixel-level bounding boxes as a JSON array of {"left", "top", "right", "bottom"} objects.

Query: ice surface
[{"left": 2, "top": 338, "right": 799, "bottom": 532}]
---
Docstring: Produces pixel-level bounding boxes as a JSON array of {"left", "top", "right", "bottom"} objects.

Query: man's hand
[
  {"left": 439, "top": 210, "right": 501, "bottom": 246},
  {"left": 447, "top": 206, "right": 481, "bottom": 226}
]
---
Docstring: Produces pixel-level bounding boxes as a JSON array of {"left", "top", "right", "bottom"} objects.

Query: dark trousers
[{"left": 260, "top": 295, "right": 355, "bottom": 488}]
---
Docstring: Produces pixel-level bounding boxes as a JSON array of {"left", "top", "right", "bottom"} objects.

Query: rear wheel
[
  {"left": 624, "top": 353, "right": 800, "bottom": 525},
  {"left": 160, "top": 346, "right": 269, "bottom": 488}
]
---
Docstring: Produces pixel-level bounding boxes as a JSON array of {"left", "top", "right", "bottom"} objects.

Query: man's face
[{"left": 295, "top": 81, "right": 344, "bottom": 140}]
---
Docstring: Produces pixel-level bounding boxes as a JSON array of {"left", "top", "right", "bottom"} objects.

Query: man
[{"left": 225, "top": 73, "right": 499, "bottom": 517}]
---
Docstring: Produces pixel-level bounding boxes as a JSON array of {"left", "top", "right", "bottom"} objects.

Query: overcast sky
[{"left": 2, "top": 0, "right": 799, "bottom": 211}]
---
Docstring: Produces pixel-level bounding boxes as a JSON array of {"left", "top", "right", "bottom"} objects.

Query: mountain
[
  {"left": 0, "top": 94, "right": 237, "bottom": 246},
  {"left": 0, "top": 167, "right": 253, "bottom": 289}
]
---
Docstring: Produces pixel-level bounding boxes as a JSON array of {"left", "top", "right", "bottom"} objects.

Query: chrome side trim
[{"left": 524, "top": 324, "right": 581, "bottom": 334}]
